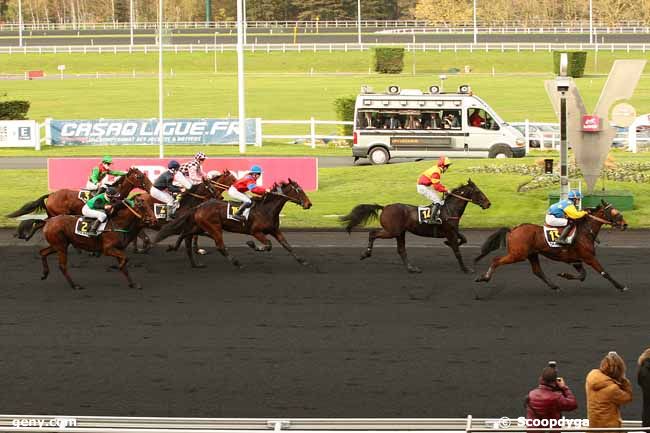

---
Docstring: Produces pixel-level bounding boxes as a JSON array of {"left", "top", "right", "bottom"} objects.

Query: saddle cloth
[
  {"left": 543, "top": 225, "right": 576, "bottom": 248},
  {"left": 226, "top": 201, "right": 251, "bottom": 221},
  {"left": 417, "top": 205, "right": 441, "bottom": 225},
  {"left": 77, "top": 190, "right": 93, "bottom": 202},
  {"left": 154, "top": 203, "right": 170, "bottom": 220},
  {"left": 75, "top": 217, "right": 107, "bottom": 237}
]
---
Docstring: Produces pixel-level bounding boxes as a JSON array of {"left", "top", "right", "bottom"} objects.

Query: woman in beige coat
[{"left": 586, "top": 352, "right": 633, "bottom": 430}]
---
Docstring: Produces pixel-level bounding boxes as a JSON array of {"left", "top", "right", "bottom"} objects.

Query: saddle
[
  {"left": 417, "top": 204, "right": 443, "bottom": 225},
  {"left": 75, "top": 217, "right": 107, "bottom": 237},
  {"left": 226, "top": 201, "right": 254, "bottom": 221},
  {"left": 543, "top": 225, "right": 577, "bottom": 248}
]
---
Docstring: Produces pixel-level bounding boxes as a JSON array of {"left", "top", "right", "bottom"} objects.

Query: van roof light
[
  {"left": 458, "top": 84, "right": 471, "bottom": 94},
  {"left": 387, "top": 85, "right": 400, "bottom": 94}
]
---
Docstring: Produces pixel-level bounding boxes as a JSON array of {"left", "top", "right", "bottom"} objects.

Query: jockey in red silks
[{"left": 228, "top": 165, "right": 268, "bottom": 221}]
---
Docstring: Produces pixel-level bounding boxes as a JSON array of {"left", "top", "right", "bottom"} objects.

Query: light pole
[
  {"left": 236, "top": 0, "right": 247, "bottom": 153},
  {"left": 556, "top": 53, "right": 570, "bottom": 200},
  {"left": 158, "top": 0, "right": 164, "bottom": 158},
  {"left": 243, "top": 0, "right": 247, "bottom": 46},
  {"left": 589, "top": 0, "right": 593, "bottom": 44},
  {"left": 473, "top": 0, "right": 477, "bottom": 44},
  {"left": 129, "top": 0, "right": 134, "bottom": 46},
  {"left": 357, "top": 0, "right": 362, "bottom": 45},
  {"left": 18, "top": 0, "right": 23, "bottom": 47}
]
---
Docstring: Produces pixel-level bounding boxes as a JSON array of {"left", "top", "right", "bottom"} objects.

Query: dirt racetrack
[{"left": 0, "top": 230, "right": 648, "bottom": 419}]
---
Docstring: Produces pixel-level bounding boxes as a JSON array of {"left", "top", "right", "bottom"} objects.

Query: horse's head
[
  {"left": 125, "top": 167, "right": 152, "bottom": 191},
  {"left": 215, "top": 169, "right": 237, "bottom": 188},
  {"left": 592, "top": 200, "right": 627, "bottom": 230},
  {"left": 272, "top": 178, "right": 312, "bottom": 209},
  {"left": 450, "top": 178, "right": 491, "bottom": 209},
  {"left": 132, "top": 195, "right": 158, "bottom": 227}
]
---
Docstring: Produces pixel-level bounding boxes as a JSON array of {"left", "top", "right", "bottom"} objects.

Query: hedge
[
  {"left": 552, "top": 51, "right": 588, "bottom": 78},
  {"left": 333, "top": 96, "right": 356, "bottom": 136},
  {"left": 372, "top": 47, "right": 404, "bottom": 74},
  {"left": 0, "top": 100, "right": 30, "bottom": 120}
]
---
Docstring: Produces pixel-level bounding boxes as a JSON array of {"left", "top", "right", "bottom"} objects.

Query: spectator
[
  {"left": 586, "top": 351, "right": 633, "bottom": 431},
  {"left": 525, "top": 364, "right": 578, "bottom": 422},
  {"left": 638, "top": 348, "right": 650, "bottom": 431},
  {"left": 385, "top": 114, "right": 402, "bottom": 130},
  {"left": 469, "top": 109, "right": 485, "bottom": 127}
]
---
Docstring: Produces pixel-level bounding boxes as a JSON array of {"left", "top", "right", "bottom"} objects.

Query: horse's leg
[
  {"left": 39, "top": 246, "right": 56, "bottom": 280},
  {"left": 445, "top": 231, "right": 471, "bottom": 274},
  {"left": 56, "top": 249, "right": 83, "bottom": 290},
  {"left": 271, "top": 231, "right": 307, "bottom": 265},
  {"left": 134, "top": 231, "right": 152, "bottom": 254},
  {"left": 185, "top": 234, "right": 205, "bottom": 268},
  {"left": 167, "top": 234, "right": 184, "bottom": 252},
  {"left": 206, "top": 226, "right": 242, "bottom": 268},
  {"left": 361, "top": 228, "right": 395, "bottom": 260},
  {"left": 396, "top": 232, "right": 420, "bottom": 273},
  {"left": 104, "top": 247, "right": 140, "bottom": 289},
  {"left": 247, "top": 232, "right": 272, "bottom": 252},
  {"left": 528, "top": 253, "right": 560, "bottom": 291},
  {"left": 558, "top": 262, "right": 587, "bottom": 281},
  {"left": 26, "top": 220, "right": 45, "bottom": 241},
  {"left": 194, "top": 235, "right": 208, "bottom": 255},
  {"left": 475, "top": 250, "right": 526, "bottom": 283},
  {"left": 582, "top": 256, "right": 629, "bottom": 292}
]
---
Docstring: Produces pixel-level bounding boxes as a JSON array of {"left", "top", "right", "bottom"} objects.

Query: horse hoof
[
  {"left": 130, "top": 283, "right": 143, "bottom": 290},
  {"left": 299, "top": 260, "right": 310, "bottom": 266},
  {"left": 196, "top": 248, "right": 207, "bottom": 255},
  {"left": 407, "top": 266, "right": 422, "bottom": 274},
  {"left": 620, "top": 286, "right": 630, "bottom": 292},
  {"left": 360, "top": 252, "right": 371, "bottom": 260},
  {"left": 74, "top": 285, "right": 85, "bottom": 290},
  {"left": 165, "top": 246, "right": 176, "bottom": 253},
  {"left": 475, "top": 276, "right": 487, "bottom": 283},
  {"left": 41, "top": 275, "right": 48, "bottom": 280},
  {"left": 192, "top": 263, "right": 206, "bottom": 269},
  {"left": 551, "top": 286, "right": 561, "bottom": 292},
  {"left": 246, "top": 241, "right": 256, "bottom": 249},
  {"left": 462, "top": 267, "right": 474, "bottom": 274}
]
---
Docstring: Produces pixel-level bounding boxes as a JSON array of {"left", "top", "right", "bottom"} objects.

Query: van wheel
[
  {"left": 489, "top": 144, "right": 514, "bottom": 159},
  {"left": 368, "top": 147, "right": 390, "bottom": 165}
]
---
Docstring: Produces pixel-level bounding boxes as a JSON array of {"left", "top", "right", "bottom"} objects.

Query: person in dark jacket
[
  {"left": 526, "top": 365, "right": 578, "bottom": 421},
  {"left": 638, "top": 348, "right": 650, "bottom": 431}
]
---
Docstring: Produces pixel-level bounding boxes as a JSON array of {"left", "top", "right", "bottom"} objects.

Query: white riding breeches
[
  {"left": 150, "top": 186, "right": 174, "bottom": 205},
  {"left": 82, "top": 204, "right": 107, "bottom": 222},
  {"left": 545, "top": 214, "right": 568, "bottom": 227},
  {"left": 228, "top": 186, "right": 252, "bottom": 205},
  {"left": 85, "top": 180, "right": 99, "bottom": 191},
  {"left": 417, "top": 184, "right": 443, "bottom": 205}
]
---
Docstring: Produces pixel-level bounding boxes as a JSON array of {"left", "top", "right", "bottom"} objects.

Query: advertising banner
[
  {"left": 48, "top": 118, "right": 259, "bottom": 145},
  {"left": 0, "top": 120, "right": 40, "bottom": 148},
  {"left": 48, "top": 157, "right": 318, "bottom": 191}
]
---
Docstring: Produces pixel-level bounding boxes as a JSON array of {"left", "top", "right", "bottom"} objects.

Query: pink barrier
[{"left": 48, "top": 157, "right": 318, "bottom": 191}]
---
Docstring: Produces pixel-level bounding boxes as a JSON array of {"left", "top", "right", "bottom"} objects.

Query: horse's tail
[
  {"left": 474, "top": 227, "right": 510, "bottom": 264},
  {"left": 340, "top": 204, "right": 384, "bottom": 233},
  {"left": 154, "top": 211, "right": 193, "bottom": 243},
  {"left": 6, "top": 194, "right": 49, "bottom": 218},
  {"left": 15, "top": 219, "right": 46, "bottom": 241}
]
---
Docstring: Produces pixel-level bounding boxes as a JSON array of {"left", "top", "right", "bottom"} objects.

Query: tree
[
  {"left": 294, "top": 0, "right": 353, "bottom": 20},
  {"left": 412, "top": 0, "right": 472, "bottom": 24}
]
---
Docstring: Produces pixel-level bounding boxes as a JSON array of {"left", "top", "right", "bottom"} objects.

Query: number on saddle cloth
[
  {"left": 417, "top": 205, "right": 440, "bottom": 225},
  {"left": 78, "top": 190, "right": 92, "bottom": 202},
  {"left": 226, "top": 202, "right": 251, "bottom": 221},
  {"left": 74, "top": 217, "right": 103, "bottom": 237},
  {"left": 153, "top": 203, "right": 169, "bottom": 220},
  {"left": 543, "top": 225, "right": 576, "bottom": 248}
]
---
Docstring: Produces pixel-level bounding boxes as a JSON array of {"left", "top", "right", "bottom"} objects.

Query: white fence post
[
  {"left": 255, "top": 118, "right": 263, "bottom": 147},
  {"left": 310, "top": 116, "right": 316, "bottom": 148},
  {"left": 524, "top": 118, "right": 530, "bottom": 154},
  {"left": 44, "top": 117, "right": 52, "bottom": 146}
]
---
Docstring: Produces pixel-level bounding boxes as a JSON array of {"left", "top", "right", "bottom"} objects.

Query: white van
[{"left": 352, "top": 85, "right": 527, "bottom": 164}]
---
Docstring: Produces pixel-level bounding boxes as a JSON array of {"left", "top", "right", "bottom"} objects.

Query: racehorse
[
  {"left": 39, "top": 194, "right": 157, "bottom": 290},
  {"left": 474, "top": 200, "right": 629, "bottom": 292},
  {"left": 154, "top": 179, "right": 312, "bottom": 268},
  {"left": 340, "top": 179, "right": 491, "bottom": 273},
  {"left": 133, "top": 170, "right": 237, "bottom": 253},
  {"left": 9, "top": 167, "right": 152, "bottom": 241}
]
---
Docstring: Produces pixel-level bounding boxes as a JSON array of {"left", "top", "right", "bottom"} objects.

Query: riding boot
[
  {"left": 233, "top": 202, "right": 251, "bottom": 221},
  {"left": 430, "top": 202, "right": 443, "bottom": 224},
  {"left": 169, "top": 201, "right": 180, "bottom": 219},
  {"left": 556, "top": 223, "right": 573, "bottom": 245},
  {"left": 90, "top": 219, "right": 102, "bottom": 233}
]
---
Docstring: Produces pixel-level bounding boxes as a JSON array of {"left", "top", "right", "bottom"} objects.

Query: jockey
[
  {"left": 152, "top": 160, "right": 192, "bottom": 216},
  {"left": 82, "top": 186, "right": 120, "bottom": 232},
  {"left": 546, "top": 190, "right": 588, "bottom": 245},
  {"left": 228, "top": 165, "right": 268, "bottom": 221},
  {"left": 180, "top": 152, "right": 208, "bottom": 185},
  {"left": 417, "top": 155, "right": 451, "bottom": 224},
  {"left": 86, "top": 156, "right": 126, "bottom": 192}
]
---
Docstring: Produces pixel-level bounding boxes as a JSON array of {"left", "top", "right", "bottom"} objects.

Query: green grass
[{"left": 3, "top": 154, "right": 650, "bottom": 229}]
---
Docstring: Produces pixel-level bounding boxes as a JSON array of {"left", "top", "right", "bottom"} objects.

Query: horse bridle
[
  {"left": 588, "top": 204, "right": 620, "bottom": 226},
  {"left": 270, "top": 183, "right": 306, "bottom": 207}
]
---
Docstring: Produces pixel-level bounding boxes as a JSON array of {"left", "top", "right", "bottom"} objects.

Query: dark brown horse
[
  {"left": 341, "top": 179, "right": 491, "bottom": 273},
  {"left": 39, "top": 194, "right": 157, "bottom": 290},
  {"left": 9, "top": 167, "right": 152, "bottom": 240},
  {"left": 134, "top": 170, "right": 237, "bottom": 253},
  {"left": 155, "top": 179, "right": 312, "bottom": 268},
  {"left": 474, "top": 201, "right": 629, "bottom": 292}
]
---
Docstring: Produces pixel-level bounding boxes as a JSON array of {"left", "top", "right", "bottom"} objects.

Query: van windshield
[{"left": 357, "top": 109, "right": 462, "bottom": 130}]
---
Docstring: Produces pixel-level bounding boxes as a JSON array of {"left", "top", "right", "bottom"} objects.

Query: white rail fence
[
  {"left": 0, "top": 415, "right": 644, "bottom": 433},
  {"left": 1, "top": 42, "right": 650, "bottom": 54}
]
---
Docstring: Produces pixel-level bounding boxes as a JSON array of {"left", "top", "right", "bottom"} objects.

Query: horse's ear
[
  {"left": 288, "top": 177, "right": 293, "bottom": 184},
  {"left": 601, "top": 199, "right": 607, "bottom": 206},
  {"left": 467, "top": 177, "right": 474, "bottom": 185}
]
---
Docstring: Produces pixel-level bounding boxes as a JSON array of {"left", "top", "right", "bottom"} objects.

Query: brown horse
[
  {"left": 9, "top": 167, "right": 152, "bottom": 240},
  {"left": 474, "top": 201, "right": 629, "bottom": 292},
  {"left": 340, "top": 179, "right": 491, "bottom": 273},
  {"left": 39, "top": 194, "right": 157, "bottom": 290},
  {"left": 155, "top": 179, "right": 312, "bottom": 268},
  {"left": 134, "top": 170, "right": 237, "bottom": 253}
]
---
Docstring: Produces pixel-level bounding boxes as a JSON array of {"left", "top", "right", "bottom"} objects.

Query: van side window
[
  {"left": 442, "top": 110, "right": 462, "bottom": 129},
  {"left": 468, "top": 108, "right": 500, "bottom": 130}
]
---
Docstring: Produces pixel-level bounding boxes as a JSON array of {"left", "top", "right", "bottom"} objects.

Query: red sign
[
  {"left": 27, "top": 70, "right": 44, "bottom": 79},
  {"left": 582, "top": 115, "right": 601, "bottom": 132},
  {"left": 48, "top": 157, "right": 318, "bottom": 191}
]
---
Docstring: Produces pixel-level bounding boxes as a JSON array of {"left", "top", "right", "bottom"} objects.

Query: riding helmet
[{"left": 168, "top": 160, "right": 181, "bottom": 170}]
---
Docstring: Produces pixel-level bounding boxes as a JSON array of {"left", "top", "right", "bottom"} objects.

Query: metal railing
[
  {"left": 262, "top": 118, "right": 352, "bottom": 148},
  {"left": 1, "top": 42, "right": 649, "bottom": 54}
]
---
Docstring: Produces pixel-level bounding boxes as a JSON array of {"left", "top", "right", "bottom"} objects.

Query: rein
[
  {"left": 122, "top": 200, "right": 143, "bottom": 219},
  {"left": 210, "top": 180, "right": 231, "bottom": 190},
  {"left": 186, "top": 191, "right": 209, "bottom": 200},
  {"left": 447, "top": 192, "right": 472, "bottom": 202},
  {"left": 588, "top": 214, "right": 612, "bottom": 225}
]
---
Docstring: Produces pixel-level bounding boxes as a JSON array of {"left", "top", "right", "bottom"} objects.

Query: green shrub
[
  {"left": 333, "top": 96, "right": 356, "bottom": 136},
  {"left": 0, "top": 100, "right": 30, "bottom": 120},
  {"left": 372, "top": 47, "right": 404, "bottom": 74},
  {"left": 552, "top": 51, "right": 588, "bottom": 78}
]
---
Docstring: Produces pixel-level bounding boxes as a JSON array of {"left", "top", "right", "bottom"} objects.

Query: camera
[{"left": 548, "top": 361, "right": 557, "bottom": 368}]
